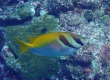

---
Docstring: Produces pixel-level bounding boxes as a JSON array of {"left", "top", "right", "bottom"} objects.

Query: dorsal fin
[{"left": 28, "top": 36, "right": 39, "bottom": 43}]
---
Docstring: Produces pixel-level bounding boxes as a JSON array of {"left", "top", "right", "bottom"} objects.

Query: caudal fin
[{"left": 15, "top": 38, "right": 29, "bottom": 54}]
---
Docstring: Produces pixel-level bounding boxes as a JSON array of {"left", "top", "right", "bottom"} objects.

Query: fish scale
[{"left": 16, "top": 32, "right": 86, "bottom": 56}]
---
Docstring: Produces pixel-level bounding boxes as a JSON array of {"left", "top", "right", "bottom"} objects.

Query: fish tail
[{"left": 15, "top": 38, "right": 29, "bottom": 54}]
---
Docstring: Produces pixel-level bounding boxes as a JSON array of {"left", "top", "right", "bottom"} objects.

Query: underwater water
[{"left": 0, "top": 0, "right": 110, "bottom": 80}]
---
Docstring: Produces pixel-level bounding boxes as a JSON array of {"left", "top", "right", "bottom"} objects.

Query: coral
[
  {"left": 103, "top": 27, "right": 110, "bottom": 42},
  {"left": 0, "top": 0, "right": 18, "bottom": 8},
  {"left": 93, "top": 9, "right": 105, "bottom": 19},
  {"left": 5, "top": 14, "right": 60, "bottom": 56},
  {"left": 46, "top": 0, "right": 102, "bottom": 16},
  {"left": 0, "top": 47, "right": 23, "bottom": 80},
  {"left": 0, "top": 45, "right": 58, "bottom": 79},
  {"left": 100, "top": 15, "right": 110, "bottom": 22},
  {"left": 57, "top": 6, "right": 110, "bottom": 79},
  {"left": 99, "top": 15, "right": 110, "bottom": 26},
  {"left": 94, "top": 44, "right": 110, "bottom": 80},
  {"left": 19, "top": 54, "right": 59, "bottom": 79},
  {"left": 91, "top": 59, "right": 101, "bottom": 75},
  {"left": 74, "top": 0, "right": 102, "bottom": 9},
  {"left": 0, "top": 1, "right": 41, "bottom": 25},
  {"left": 5, "top": 14, "right": 60, "bottom": 79},
  {"left": 104, "top": 0, "right": 110, "bottom": 7},
  {"left": 0, "top": 64, "right": 23, "bottom": 80},
  {"left": 1, "top": 0, "right": 110, "bottom": 80},
  {"left": 47, "top": 0, "right": 74, "bottom": 16},
  {"left": 59, "top": 11, "right": 87, "bottom": 32},
  {"left": 58, "top": 9, "right": 108, "bottom": 80},
  {"left": 1, "top": 45, "right": 21, "bottom": 72},
  {"left": 100, "top": 44, "right": 110, "bottom": 64},
  {"left": 10, "top": 3, "right": 35, "bottom": 20},
  {"left": 29, "top": 14, "right": 60, "bottom": 33},
  {"left": 55, "top": 43, "right": 95, "bottom": 80}
]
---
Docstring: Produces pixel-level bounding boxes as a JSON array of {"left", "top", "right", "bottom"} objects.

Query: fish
[{"left": 16, "top": 32, "right": 86, "bottom": 56}]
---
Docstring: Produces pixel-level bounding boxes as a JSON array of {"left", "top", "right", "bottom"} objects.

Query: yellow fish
[{"left": 16, "top": 32, "right": 86, "bottom": 56}]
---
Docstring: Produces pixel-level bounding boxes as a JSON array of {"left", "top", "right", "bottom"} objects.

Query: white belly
[{"left": 30, "top": 42, "right": 77, "bottom": 56}]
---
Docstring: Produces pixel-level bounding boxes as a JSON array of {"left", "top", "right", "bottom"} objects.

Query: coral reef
[
  {"left": 74, "top": 0, "right": 102, "bottom": 9},
  {"left": 82, "top": 9, "right": 94, "bottom": 22},
  {"left": 0, "top": 46, "right": 23, "bottom": 80},
  {"left": 1, "top": 45, "right": 21, "bottom": 71},
  {"left": 57, "top": 1, "right": 110, "bottom": 79},
  {"left": 56, "top": 43, "right": 95, "bottom": 80},
  {"left": 19, "top": 55, "right": 59, "bottom": 79},
  {"left": 59, "top": 11, "right": 87, "bottom": 32},
  {"left": 100, "top": 44, "right": 110, "bottom": 65},
  {"left": 9, "top": 3, "right": 36, "bottom": 20},
  {"left": 104, "top": 0, "right": 110, "bottom": 7},
  {"left": 0, "top": 0, "right": 18, "bottom": 8},
  {"left": 29, "top": 14, "right": 60, "bottom": 33},
  {"left": 0, "top": 0, "right": 110, "bottom": 79},
  {"left": 0, "top": 1, "right": 41, "bottom": 26},
  {"left": 0, "top": 64, "right": 23, "bottom": 80},
  {"left": 4, "top": 13, "right": 60, "bottom": 79},
  {"left": 91, "top": 44, "right": 110, "bottom": 80},
  {"left": 47, "top": 0, "right": 74, "bottom": 16}
]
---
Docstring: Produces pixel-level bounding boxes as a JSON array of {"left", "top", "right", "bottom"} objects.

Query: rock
[
  {"left": 0, "top": 0, "right": 18, "bottom": 8},
  {"left": 0, "top": 1, "right": 41, "bottom": 26},
  {"left": 47, "top": 0, "right": 75, "bottom": 16},
  {"left": 10, "top": 3, "right": 35, "bottom": 20}
]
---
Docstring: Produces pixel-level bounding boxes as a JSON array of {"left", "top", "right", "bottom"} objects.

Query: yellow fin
[
  {"left": 28, "top": 36, "right": 39, "bottom": 43},
  {"left": 15, "top": 38, "right": 29, "bottom": 54}
]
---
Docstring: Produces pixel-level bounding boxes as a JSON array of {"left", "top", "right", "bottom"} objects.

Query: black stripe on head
[
  {"left": 59, "top": 35, "right": 78, "bottom": 49},
  {"left": 70, "top": 34, "right": 84, "bottom": 46}
]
